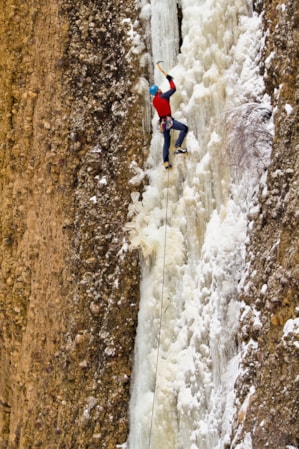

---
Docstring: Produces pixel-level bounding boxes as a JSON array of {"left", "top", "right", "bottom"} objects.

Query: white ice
[{"left": 127, "top": 0, "right": 273, "bottom": 448}]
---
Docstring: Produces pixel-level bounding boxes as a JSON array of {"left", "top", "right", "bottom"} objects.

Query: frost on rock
[
  {"left": 284, "top": 103, "right": 293, "bottom": 115},
  {"left": 234, "top": 432, "right": 253, "bottom": 449},
  {"left": 128, "top": 162, "right": 146, "bottom": 186},
  {"left": 282, "top": 318, "right": 299, "bottom": 348}
]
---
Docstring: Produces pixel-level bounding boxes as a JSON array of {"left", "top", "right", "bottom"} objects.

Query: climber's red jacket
[{"left": 153, "top": 79, "right": 176, "bottom": 118}]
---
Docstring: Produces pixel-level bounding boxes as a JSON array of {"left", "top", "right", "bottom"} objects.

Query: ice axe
[{"left": 156, "top": 60, "right": 169, "bottom": 77}]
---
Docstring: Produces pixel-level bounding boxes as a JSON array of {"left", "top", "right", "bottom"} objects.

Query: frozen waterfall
[{"left": 127, "top": 0, "right": 273, "bottom": 448}]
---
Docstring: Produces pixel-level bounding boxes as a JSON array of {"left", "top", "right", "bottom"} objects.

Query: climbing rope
[{"left": 148, "top": 167, "right": 170, "bottom": 449}]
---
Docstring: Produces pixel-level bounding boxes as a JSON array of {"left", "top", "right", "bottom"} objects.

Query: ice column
[{"left": 128, "top": 0, "right": 271, "bottom": 448}]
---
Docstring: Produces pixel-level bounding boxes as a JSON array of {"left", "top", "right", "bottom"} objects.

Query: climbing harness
[
  {"left": 148, "top": 168, "right": 170, "bottom": 449},
  {"left": 160, "top": 116, "right": 174, "bottom": 132}
]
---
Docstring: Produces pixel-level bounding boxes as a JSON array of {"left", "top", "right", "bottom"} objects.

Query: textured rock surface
[
  {"left": 0, "top": 0, "right": 149, "bottom": 448},
  {"left": 230, "top": 0, "right": 299, "bottom": 447}
]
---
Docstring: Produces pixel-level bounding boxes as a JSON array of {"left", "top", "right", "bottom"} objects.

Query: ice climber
[{"left": 149, "top": 74, "right": 188, "bottom": 169}]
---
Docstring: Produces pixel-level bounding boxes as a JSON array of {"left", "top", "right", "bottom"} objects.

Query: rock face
[
  {"left": 0, "top": 0, "right": 149, "bottom": 448},
  {"left": 230, "top": 0, "right": 299, "bottom": 447}
]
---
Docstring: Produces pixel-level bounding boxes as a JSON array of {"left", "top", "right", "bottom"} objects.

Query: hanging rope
[{"left": 148, "top": 167, "right": 170, "bottom": 449}]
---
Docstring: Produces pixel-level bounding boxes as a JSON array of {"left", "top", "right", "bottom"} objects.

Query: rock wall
[
  {"left": 230, "top": 0, "right": 299, "bottom": 447},
  {"left": 0, "top": 0, "right": 149, "bottom": 448}
]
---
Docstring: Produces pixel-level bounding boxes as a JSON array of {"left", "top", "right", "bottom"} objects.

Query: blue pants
[{"left": 163, "top": 119, "right": 188, "bottom": 162}]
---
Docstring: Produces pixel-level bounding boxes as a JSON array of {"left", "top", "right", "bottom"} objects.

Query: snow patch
[
  {"left": 284, "top": 103, "right": 293, "bottom": 115},
  {"left": 98, "top": 176, "right": 108, "bottom": 186},
  {"left": 90, "top": 195, "right": 97, "bottom": 203},
  {"left": 283, "top": 318, "right": 299, "bottom": 335}
]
